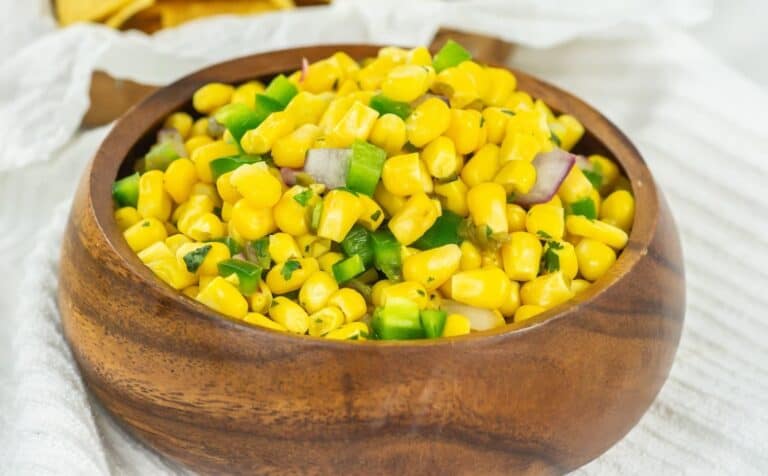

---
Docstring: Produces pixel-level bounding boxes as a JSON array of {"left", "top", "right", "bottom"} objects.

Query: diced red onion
[
  {"left": 303, "top": 148, "right": 351, "bottom": 189},
  {"left": 574, "top": 154, "right": 592, "bottom": 171},
  {"left": 441, "top": 300, "right": 506, "bottom": 331},
  {"left": 300, "top": 57, "right": 309, "bottom": 82},
  {"left": 280, "top": 167, "right": 297, "bottom": 185},
  {"left": 514, "top": 148, "right": 575, "bottom": 206}
]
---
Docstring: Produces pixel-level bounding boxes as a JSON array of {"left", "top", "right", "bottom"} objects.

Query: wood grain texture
[{"left": 57, "top": 44, "right": 685, "bottom": 475}]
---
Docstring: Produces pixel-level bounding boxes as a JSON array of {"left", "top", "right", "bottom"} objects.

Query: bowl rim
[{"left": 87, "top": 43, "right": 659, "bottom": 347}]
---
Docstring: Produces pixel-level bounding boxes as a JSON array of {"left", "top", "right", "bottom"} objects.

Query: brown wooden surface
[{"left": 58, "top": 43, "right": 685, "bottom": 475}]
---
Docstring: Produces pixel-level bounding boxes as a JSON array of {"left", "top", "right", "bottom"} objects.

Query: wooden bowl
[{"left": 58, "top": 44, "right": 685, "bottom": 475}]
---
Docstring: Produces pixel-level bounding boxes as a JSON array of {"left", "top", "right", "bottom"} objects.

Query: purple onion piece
[
  {"left": 303, "top": 148, "right": 352, "bottom": 189},
  {"left": 280, "top": 167, "right": 297, "bottom": 186},
  {"left": 514, "top": 148, "right": 576, "bottom": 206}
]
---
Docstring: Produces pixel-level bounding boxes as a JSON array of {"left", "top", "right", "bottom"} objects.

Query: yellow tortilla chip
[
  {"left": 56, "top": 0, "right": 135, "bottom": 25},
  {"left": 105, "top": 0, "right": 156, "bottom": 28},
  {"left": 156, "top": 0, "right": 295, "bottom": 28}
]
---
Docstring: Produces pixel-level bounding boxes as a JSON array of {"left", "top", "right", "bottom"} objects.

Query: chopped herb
[
  {"left": 403, "top": 142, "right": 419, "bottom": 153},
  {"left": 370, "top": 210, "right": 382, "bottom": 222},
  {"left": 416, "top": 289, "right": 426, "bottom": 297},
  {"left": 501, "top": 109, "right": 516, "bottom": 116},
  {"left": 281, "top": 259, "right": 301, "bottom": 281},
  {"left": 141, "top": 221, "right": 151, "bottom": 227},
  {"left": 582, "top": 161, "right": 603, "bottom": 189},
  {"left": 270, "top": 300, "right": 278, "bottom": 307},
  {"left": 427, "top": 276, "right": 435, "bottom": 283},
  {"left": 506, "top": 193, "right": 517, "bottom": 204},
  {"left": 479, "top": 116, "right": 485, "bottom": 128},
  {"left": 550, "top": 131, "right": 561, "bottom": 147},
  {"left": 292, "top": 188, "right": 313, "bottom": 206},
  {"left": 183, "top": 245, "right": 212, "bottom": 273},
  {"left": 485, "top": 225, "right": 493, "bottom": 238},
  {"left": 536, "top": 230, "right": 553, "bottom": 241},
  {"left": 304, "top": 244, "right": 311, "bottom": 252},
  {"left": 213, "top": 206, "right": 222, "bottom": 216},
  {"left": 568, "top": 197, "right": 597, "bottom": 220},
  {"left": 332, "top": 78, "right": 339, "bottom": 90},
  {"left": 245, "top": 238, "right": 271, "bottom": 269},
  {"left": 540, "top": 245, "right": 561, "bottom": 273}
]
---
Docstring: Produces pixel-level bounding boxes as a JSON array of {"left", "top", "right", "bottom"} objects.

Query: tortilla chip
[
  {"left": 105, "top": 0, "right": 155, "bottom": 28},
  {"left": 56, "top": 0, "right": 135, "bottom": 25},
  {"left": 156, "top": 0, "right": 294, "bottom": 28}
]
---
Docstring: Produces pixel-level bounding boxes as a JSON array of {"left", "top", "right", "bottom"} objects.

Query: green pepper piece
[
  {"left": 112, "top": 172, "right": 140, "bottom": 208},
  {"left": 372, "top": 298, "right": 425, "bottom": 340},
  {"left": 183, "top": 244, "right": 212, "bottom": 273},
  {"left": 345, "top": 140, "right": 387, "bottom": 197},
  {"left": 412, "top": 210, "right": 463, "bottom": 250},
  {"left": 332, "top": 254, "right": 366, "bottom": 283},
  {"left": 254, "top": 93, "right": 285, "bottom": 123},
  {"left": 244, "top": 238, "right": 271, "bottom": 269},
  {"left": 214, "top": 103, "right": 263, "bottom": 145},
  {"left": 218, "top": 258, "right": 262, "bottom": 295},
  {"left": 209, "top": 155, "right": 262, "bottom": 181},
  {"left": 310, "top": 201, "right": 323, "bottom": 231},
  {"left": 432, "top": 39, "right": 472, "bottom": 73},
  {"left": 369, "top": 94, "right": 412, "bottom": 120},
  {"left": 420, "top": 309, "right": 447, "bottom": 338},
  {"left": 341, "top": 225, "right": 374, "bottom": 266},
  {"left": 370, "top": 229, "right": 402, "bottom": 281},
  {"left": 264, "top": 74, "right": 298, "bottom": 107},
  {"left": 144, "top": 141, "right": 181, "bottom": 171},
  {"left": 211, "top": 236, "right": 243, "bottom": 256}
]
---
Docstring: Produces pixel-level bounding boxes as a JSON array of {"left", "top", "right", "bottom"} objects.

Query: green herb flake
[
  {"left": 141, "top": 221, "right": 151, "bottom": 228},
  {"left": 245, "top": 238, "right": 271, "bottom": 269},
  {"left": 536, "top": 230, "right": 553, "bottom": 241},
  {"left": 550, "top": 131, "right": 562, "bottom": 147},
  {"left": 485, "top": 225, "right": 493, "bottom": 238},
  {"left": 480, "top": 116, "right": 485, "bottom": 128},
  {"left": 292, "top": 188, "right": 313, "bottom": 206},
  {"left": 370, "top": 210, "right": 382, "bottom": 221},
  {"left": 540, "top": 245, "right": 561, "bottom": 273},
  {"left": 501, "top": 109, "right": 516, "bottom": 116},
  {"left": 506, "top": 193, "right": 517, "bottom": 204},
  {"left": 281, "top": 259, "right": 302, "bottom": 281},
  {"left": 569, "top": 197, "right": 597, "bottom": 220},
  {"left": 427, "top": 276, "right": 435, "bottom": 283},
  {"left": 416, "top": 289, "right": 426, "bottom": 297},
  {"left": 582, "top": 161, "right": 603, "bottom": 189},
  {"left": 183, "top": 244, "right": 212, "bottom": 273}
]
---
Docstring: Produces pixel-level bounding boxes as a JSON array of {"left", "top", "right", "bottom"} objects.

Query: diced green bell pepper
[
  {"left": 345, "top": 140, "right": 387, "bottom": 197},
  {"left": 370, "top": 229, "right": 402, "bottom": 281},
  {"left": 369, "top": 94, "right": 412, "bottom": 120},
  {"left": 432, "top": 39, "right": 472, "bottom": 73},
  {"left": 211, "top": 236, "right": 243, "bottom": 256},
  {"left": 209, "top": 155, "right": 262, "bottom": 181},
  {"left": 332, "top": 254, "right": 366, "bottom": 283},
  {"left": 254, "top": 94, "right": 284, "bottom": 123},
  {"left": 309, "top": 201, "right": 323, "bottom": 231},
  {"left": 372, "top": 298, "right": 425, "bottom": 340},
  {"left": 567, "top": 197, "right": 597, "bottom": 220},
  {"left": 214, "top": 103, "right": 263, "bottom": 145},
  {"left": 218, "top": 258, "right": 262, "bottom": 295},
  {"left": 264, "top": 74, "right": 298, "bottom": 107},
  {"left": 412, "top": 210, "right": 463, "bottom": 250},
  {"left": 112, "top": 172, "right": 140, "bottom": 208},
  {"left": 144, "top": 141, "right": 181, "bottom": 171},
  {"left": 341, "top": 225, "right": 374, "bottom": 267},
  {"left": 420, "top": 309, "right": 447, "bottom": 338}
]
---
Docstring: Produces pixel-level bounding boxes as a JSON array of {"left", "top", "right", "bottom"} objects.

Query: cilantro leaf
[
  {"left": 568, "top": 197, "right": 597, "bottom": 220},
  {"left": 281, "top": 259, "right": 301, "bottom": 281},
  {"left": 485, "top": 225, "right": 493, "bottom": 238},
  {"left": 583, "top": 169, "right": 602, "bottom": 189},
  {"left": 245, "top": 238, "right": 271, "bottom": 269},
  {"left": 183, "top": 244, "right": 212, "bottom": 273},
  {"left": 540, "top": 245, "right": 561, "bottom": 273},
  {"left": 506, "top": 192, "right": 517, "bottom": 204},
  {"left": 292, "top": 188, "right": 313, "bottom": 206},
  {"left": 501, "top": 109, "right": 516, "bottom": 116},
  {"left": 550, "top": 131, "right": 561, "bottom": 147},
  {"left": 370, "top": 210, "right": 382, "bottom": 221},
  {"left": 536, "top": 230, "right": 553, "bottom": 241}
]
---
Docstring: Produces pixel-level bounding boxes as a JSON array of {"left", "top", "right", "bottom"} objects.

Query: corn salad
[{"left": 113, "top": 41, "right": 635, "bottom": 340}]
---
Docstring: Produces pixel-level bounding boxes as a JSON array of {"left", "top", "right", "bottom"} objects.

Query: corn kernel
[
  {"left": 514, "top": 305, "right": 545, "bottom": 323},
  {"left": 600, "top": 190, "right": 635, "bottom": 232},
  {"left": 461, "top": 144, "right": 499, "bottom": 187},
  {"left": 402, "top": 244, "right": 462, "bottom": 291},
  {"left": 467, "top": 182, "right": 508, "bottom": 234},
  {"left": 369, "top": 113, "right": 407, "bottom": 156},
  {"left": 325, "top": 321, "right": 369, "bottom": 340},
  {"left": 269, "top": 296, "right": 309, "bottom": 334},
  {"left": 307, "top": 306, "right": 346, "bottom": 337},
  {"left": 445, "top": 108, "right": 484, "bottom": 155},
  {"left": 163, "top": 158, "right": 196, "bottom": 204},
  {"left": 566, "top": 215, "right": 628, "bottom": 250},
  {"left": 356, "top": 194, "right": 385, "bottom": 231},
  {"left": 433, "top": 67, "right": 478, "bottom": 109},
  {"left": 145, "top": 257, "right": 196, "bottom": 290},
  {"left": 406, "top": 46, "right": 432, "bottom": 66},
  {"left": 382, "top": 153, "right": 432, "bottom": 196},
  {"left": 302, "top": 59, "right": 341, "bottom": 93},
  {"left": 176, "top": 242, "right": 230, "bottom": 276},
  {"left": 318, "top": 95, "right": 356, "bottom": 134},
  {"left": 575, "top": 238, "right": 617, "bottom": 281},
  {"left": 434, "top": 178, "right": 469, "bottom": 217},
  {"left": 268, "top": 233, "right": 302, "bottom": 263},
  {"left": 556, "top": 115, "right": 584, "bottom": 151},
  {"left": 298, "top": 271, "right": 339, "bottom": 314},
  {"left": 249, "top": 280, "right": 273, "bottom": 314},
  {"left": 498, "top": 280, "right": 521, "bottom": 318},
  {"left": 501, "top": 232, "right": 542, "bottom": 281},
  {"left": 271, "top": 124, "right": 322, "bottom": 168},
  {"left": 327, "top": 288, "right": 368, "bottom": 322},
  {"left": 420, "top": 136, "right": 458, "bottom": 179},
  {"left": 317, "top": 189, "right": 362, "bottom": 242},
  {"left": 458, "top": 241, "right": 481, "bottom": 271},
  {"left": 273, "top": 185, "right": 313, "bottom": 237},
  {"left": 558, "top": 166, "right": 594, "bottom": 205},
  {"left": 571, "top": 279, "right": 591, "bottom": 294},
  {"left": 230, "top": 80, "right": 265, "bottom": 107},
  {"left": 382, "top": 64, "right": 434, "bottom": 102},
  {"left": 191, "top": 140, "right": 239, "bottom": 183},
  {"left": 185, "top": 212, "right": 225, "bottom": 241},
  {"left": 588, "top": 155, "right": 620, "bottom": 192},
  {"left": 520, "top": 271, "right": 574, "bottom": 309},
  {"left": 387, "top": 193, "right": 440, "bottom": 246},
  {"left": 406, "top": 97, "right": 451, "bottom": 147},
  {"left": 137, "top": 170, "right": 172, "bottom": 221},
  {"left": 123, "top": 217, "right": 167, "bottom": 252},
  {"left": 196, "top": 276, "right": 248, "bottom": 319},
  {"left": 137, "top": 241, "right": 174, "bottom": 264},
  {"left": 193, "top": 83, "right": 234, "bottom": 114},
  {"left": 318, "top": 252, "right": 344, "bottom": 274},
  {"left": 164, "top": 112, "right": 193, "bottom": 139},
  {"left": 494, "top": 160, "right": 536, "bottom": 194},
  {"left": 230, "top": 162, "right": 282, "bottom": 208},
  {"left": 243, "top": 312, "right": 287, "bottom": 332},
  {"left": 482, "top": 107, "right": 511, "bottom": 145},
  {"left": 265, "top": 257, "right": 319, "bottom": 294},
  {"left": 114, "top": 206, "right": 141, "bottom": 231},
  {"left": 371, "top": 280, "right": 393, "bottom": 307},
  {"left": 449, "top": 267, "right": 510, "bottom": 309},
  {"left": 482, "top": 67, "right": 517, "bottom": 106},
  {"left": 505, "top": 91, "right": 534, "bottom": 111},
  {"left": 442, "top": 313, "right": 471, "bottom": 337},
  {"left": 505, "top": 204, "right": 527, "bottom": 232},
  {"left": 526, "top": 204, "right": 564, "bottom": 240},
  {"left": 380, "top": 281, "right": 429, "bottom": 309},
  {"left": 165, "top": 233, "right": 191, "bottom": 254},
  {"left": 326, "top": 101, "right": 380, "bottom": 148},
  {"left": 241, "top": 111, "right": 295, "bottom": 155},
  {"left": 231, "top": 198, "right": 276, "bottom": 240},
  {"left": 184, "top": 135, "right": 213, "bottom": 157}
]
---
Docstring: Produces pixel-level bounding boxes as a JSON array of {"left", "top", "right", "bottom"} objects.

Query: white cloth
[{"left": 2, "top": 1, "right": 767, "bottom": 474}]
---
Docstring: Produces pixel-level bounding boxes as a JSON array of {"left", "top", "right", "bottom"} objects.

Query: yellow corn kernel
[
  {"left": 449, "top": 267, "right": 510, "bottom": 309},
  {"left": 421, "top": 136, "right": 459, "bottom": 179},
  {"left": 566, "top": 215, "right": 628, "bottom": 250},
  {"left": 214, "top": 171, "right": 240, "bottom": 203},
  {"left": 327, "top": 288, "right": 367, "bottom": 323},
  {"left": 138, "top": 241, "right": 174, "bottom": 263},
  {"left": 357, "top": 57, "right": 396, "bottom": 91},
  {"left": 406, "top": 46, "right": 432, "bottom": 66},
  {"left": 482, "top": 108, "right": 511, "bottom": 145},
  {"left": 459, "top": 241, "right": 482, "bottom": 271},
  {"left": 505, "top": 204, "right": 527, "bottom": 232},
  {"left": 124, "top": 217, "right": 167, "bottom": 252},
  {"left": 182, "top": 286, "right": 199, "bottom": 299},
  {"left": 494, "top": 160, "right": 537, "bottom": 194},
  {"left": 165, "top": 233, "right": 191, "bottom": 254},
  {"left": 191, "top": 140, "right": 239, "bottom": 184},
  {"left": 298, "top": 271, "right": 339, "bottom": 314},
  {"left": 378, "top": 46, "right": 408, "bottom": 64},
  {"left": 371, "top": 280, "right": 393, "bottom": 307},
  {"left": 381, "top": 153, "right": 432, "bottom": 196},
  {"left": 272, "top": 124, "right": 321, "bottom": 169},
  {"left": 229, "top": 162, "right": 282, "bottom": 208},
  {"left": 240, "top": 111, "right": 295, "bottom": 155},
  {"left": 433, "top": 67, "right": 478, "bottom": 109},
  {"left": 273, "top": 186, "right": 313, "bottom": 237},
  {"left": 317, "top": 189, "right": 362, "bottom": 242},
  {"left": 590, "top": 188, "right": 602, "bottom": 218},
  {"left": 230, "top": 198, "right": 276, "bottom": 240},
  {"left": 467, "top": 182, "right": 508, "bottom": 234},
  {"left": 381, "top": 64, "right": 434, "bottom": 102},
  {"left": 184, "top": 135, "right": 213, "bottom": 156},
  {"left": 575, "top": 238, "right": 617, "bottom": 281},
  {"left": 325, "top": 321, "right": 369, "bottom": 340},
  {"left": 318, "top": 251, "right": 344, "bottom": 274},
  {"left": 114, "top": 206, "right": 141, "bottom": 231},
  {"left": 369, "top": 113, "right": 407, "bottom": 156},
  {"left": 326, "top": 101, "right": 379, "bottom": 148},
  {"left": 330, "top": 51, "right": 360, "bottom": 81},
  {"left": 482, "top": 67, "right": 517, "bottom": 106},
  {"left": 357, "top": 194, "right": 385, "bottom": 231},
  {"left": 145, "top": 257, "right": 197, "bottom": 290},
  {"left": 402, "top": 244, "right": 462, "bottom": 291},
  {"left": 163, "top": 158, "right": 197, "bottom": 204},
  {"left": 600, "top": 190, "right": 635, "bottom": 232},
  {"left": 461, "top": 144, "right": 499, "bottom": 187},
  {"left": 301, "top": 59, "right": 341, "bottom": 94},
  {"left": 243, "top": 312, "right": 287, "bottom": 332},
  {"left": 307, "top": 306, "right": 346, "bottom": 337},
  {"left": 533, "top": 99, "right": 555, "bottom": 123},
  {"left": 282, "top": 91, "right": 331, "bottom": 128},
  {"left": 501, "top": 231, "right": 542, "bottom": 281},
  {"left": 505, "top": 91, "right": 534, "bottom": 111},
  {"left": 520, "top": 271, "right": 574, "bottom": 309},
  {"left": 230, "top": 80, "right": 265, "bottom": 107},
  {"left": 336, "top": 78, "right": 359, "bottom": 96},
  {"left": 555, "top": 115, "right": 584, "bottom": 151},
  {"left": 481, "top": 248, "right": 502, "bottom": 268},
  {"left": 544, "top": 194, "right": 563, "bottom": 209},
  {"left": 387, "top": 193, "right": 440, "bottom": 246},
  {"left": 434, "top": 178, "right": 469, "bottom": 217},
  {"left": 197, "top": 275, "right": 214, "bottom": 291},
  {"left": 268, "top": 296, "right": 309, "bottom": 334},
  {"left": 558, "top": 166, "right": 594, "bottom": 205},
  {"left": 571, "top": 279, "right": 591, "bottom": 294},
  {"left": 185, "top": 213, "right": 225, "bottom": 241},
  {"left": 193, "top": 83, "right": 234, "bottom": 114},
  {"left": 196, "top": 276, "right": 248, "bottom": 319},
  {"left": 190, "top": 182, "right": 222, "bottom": 207},
  {"left": 442, "top": 313, "right": 471, "bottom": 337},
  {"left": 190, "top": 117, "right": 209, "bottom": 138},
  {"left": 405, "top": 97, "right": 451, "bottom": 147},
  {"left": 514, "top": 305, "right": 545, "bottom": 323},
  {"left": 373, "top": 183, "right": 406, "bottom": 218},
  {"left": 137, "top": 170, "right": 172, "bottom": 221},
  {"left": 445, "top": 108, "right": 484, "bottom": 155},
  {"left": 586, "top": 154, "right": 620, "bottom": 192},
  {"left": 297, "top": 235, "right": 331, "bottom": 258},
  {"left": 498, "top": 280, "right": 521, "bottom": 318},
  {"left": 265, "top": 257, "right": 319, "bottom": 294},
  {"left": 318, "top": 95, "right": 356, "bottom": 134},
  {"left": 163, "top": 112, "right": 193, "bottom": 139},
  {"left": 456, "top": 61, "right": 488, "bottom": 100},
  {"left": 249, "top": 280, "right": 273, "bottom": 314},
  {"left": 526, "top": 204, "right": 565, "bottom": 240},
  {"left": 425, "top": 289, "right": 443, "bottom": 310},
  {"left": 499, "top": 132, "right": 542, "bottom": 164},
  {"left": 176, "top": 241, "right": 230, "bottom": 276},
  {"left": 380, "top": 281, "right": 429, "bottom": 309},
  {"left": 176, "top": 195, "right": 214, "bottom": 232},
  {"left": 268, "top": 233, "right": 302, "bottom": 263},
  {"left": 547, "top": 240, "right": 578, "bottom": 280}
]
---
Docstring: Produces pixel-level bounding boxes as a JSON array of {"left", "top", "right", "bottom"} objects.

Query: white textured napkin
[{"left": 2, "top": 1, "right": 767, "bottom": 474}]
